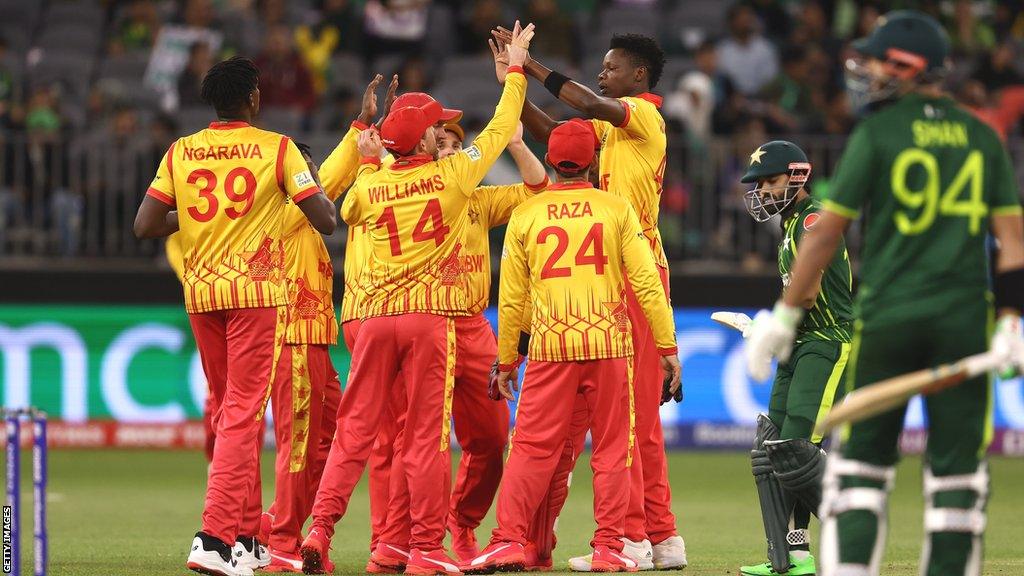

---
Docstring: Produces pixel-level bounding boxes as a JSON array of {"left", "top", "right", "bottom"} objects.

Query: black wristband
[
  {"left": 995, "top": 268, "right": 1024, "bottom": 313},
  {"left": 543, "top": 71, "right": 571, "bottom": 98},
  {"left": 518, "top": 331, "right": 531, "bottom": 357}
]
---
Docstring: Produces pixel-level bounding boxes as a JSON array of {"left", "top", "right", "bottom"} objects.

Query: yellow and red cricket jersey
[
  {"left": 496, "top": 182, "right": 676, "bottom": 365},
  {"left": 592, "top": 93, "right": 668, "bottom": 268},
  {"left": 462, "top": 181, "right": 546, "bottom": 314},
  {"left": 340, "top": 71, "right": 527, "bottom": 319},
  {"left": 165, "top": 233, "right": 185, "bottom": 283},
  {"left": 146, "top": 121, "right": 320, "bottom": 313}
]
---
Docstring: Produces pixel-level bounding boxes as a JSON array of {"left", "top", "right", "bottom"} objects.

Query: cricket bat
[
  {"left": 711, "top": 311, "right": 753, "bottom": 336},
  {"left": 813, "top": 351, "right": 1003, "bottom": 436}
]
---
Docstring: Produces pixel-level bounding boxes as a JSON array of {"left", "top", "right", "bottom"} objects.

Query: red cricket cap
[
  {"left": 392, "top": 92, "right": 462, "bottom": 123},
  {"left": 381, "top": 100, "right": 444, "bottom": 155},
  {"left": 545, "top": 119, "right": 598, "bottom": 173}
]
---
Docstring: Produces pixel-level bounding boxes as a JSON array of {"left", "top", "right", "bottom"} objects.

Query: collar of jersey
[
  {"left": 635, "top": 92, "right": 663, "bottom": 108},
  {"left": 208, "top": 121, "right": 251, "bottom": 130},
  {"left": 389, "top": 154, "right": 433, "bottom": 170},
  {"left": 547, "top": 181, "right": 592, "bottom": 191}
]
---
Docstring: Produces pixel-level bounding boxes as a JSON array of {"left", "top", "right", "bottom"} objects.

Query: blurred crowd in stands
[{"left": 1, "top": 0, "right": 1023, "bottom": 266}]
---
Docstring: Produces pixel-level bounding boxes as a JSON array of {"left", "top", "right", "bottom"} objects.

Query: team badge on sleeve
[
  {"left": 293, "top": 170, "right": 315, "bottom": 189},
  {"left": 803, "top": 212, "right": 820, "bottom": 230},
  {"left": 464, "top": 146, "right": 482, "bottom": 161}
]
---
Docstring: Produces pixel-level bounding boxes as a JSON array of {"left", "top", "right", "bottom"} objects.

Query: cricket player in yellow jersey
[
  {"left": 463, "top": 119, "right": 681, "bottom": 574},
  {"left": 367, "top": 119, "right": 549, "bottom": 573},
  {"left": 300, "top": 22, "right": 535, "bottom": 576},
  {"left": 133, "top": 56, "right": 337, "bottom": 576},
  {"left": 490, "top": 28, "right": 683, "bottom": 569}
]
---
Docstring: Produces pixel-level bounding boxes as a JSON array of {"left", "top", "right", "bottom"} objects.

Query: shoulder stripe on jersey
[
  {"left": 166, "top": 141, "right": 176, "bottom": 180},
  {"left": 993, "top": 205, "right": 1024, "bottom": 216},
  {"left": 276, "top": 136, "right": 290, "bottom": 195},
  {"left": 616, "top": 100, "right": 631, "bottom": 128},
  {"left": 146, "top": 187, "right": 175, "bottom": 206},
  {"left": 821, "top": 199, "right": 860, "bottom": 220}
]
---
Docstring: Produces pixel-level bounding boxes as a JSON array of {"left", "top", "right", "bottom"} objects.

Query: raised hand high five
[{"left": 505, "top": 20, "right": 535, "bottom": 69}]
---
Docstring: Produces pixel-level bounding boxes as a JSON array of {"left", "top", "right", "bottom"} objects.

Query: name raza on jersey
[
  {"left": 368, "top": 175, "right": 447, "bottom": 204},
  {"left": 547, "top": 201, "right": 593, "bottom": 220},
  {"left": 182, "top": 143, "right": 264, "bottom": 161}
]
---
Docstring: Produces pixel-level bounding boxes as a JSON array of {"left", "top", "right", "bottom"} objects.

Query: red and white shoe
[
  {"left": 366, "top": 559, "right": 402, "bottom": 574},
  {"left": 372, "top": 543, "right": 411, "bottom": 572},
  {"left": 263, "top": 548, "right": 303, "bottom": 573},
  {"left": 462, "top": 542, "right": 526, "bottom": 574},
  {"left": 299, "top": 527, "right": 331, "bottom": 574},
  {"left": 523, "top": 543, "right": 552, "bottom": 572},
  {"left": 448, "top": 519, "right": 480, "bottom": 562},
  {"left": 405, "top": 548, "right": 463, "bottom": 575},
  {"left": 589, "top": 545, "right": 639, "bottom": 573}
]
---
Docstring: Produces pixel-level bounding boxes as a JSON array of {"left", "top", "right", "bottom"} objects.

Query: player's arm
[
  {"left": 790, "top": 220, "right": 830, "bottom": 309},
  {"left": 620, "top": 205, "right": 681, "bottom": 392},
  {"left": 319, "top": 74, "right": 393, "bottom": 200},
  {"left": 781, "top": 212, "right": 850, "bottom": 309},
  {"left": 507, "top": 122, "right": 548, "bottom": 186},
  {"left": 279, "top": 137, "right": 336, "bottom": 234},
  {"left": 134, "top": 142, "right": 179, "bottom": 238},
  {"left": 496, "top": 213, "right": 530, "bottom": 368},
  {"left": 492, "top": 27, "right": 627, "bottom": 127},
  {"left": 340, "top": 131, "right": 385, "bottom": 226}
]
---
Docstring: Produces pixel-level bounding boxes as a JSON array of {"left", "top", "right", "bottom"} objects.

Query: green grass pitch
[{"left": 4, "top": 449, "right": 1023, "bottom": 575}]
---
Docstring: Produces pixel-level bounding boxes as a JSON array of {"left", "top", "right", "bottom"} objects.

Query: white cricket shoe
[
  {"left": 233, "top": 536, "right": 271, "bottom": 570},
  {"left": 187, "top": 532, "right": 254, "bottom": 576},
  {"left": 652, "top": 535, "right": 688, "bottom": 569},
  {"left": 568, "top": 538, "right": 655, "bottom": 571}
]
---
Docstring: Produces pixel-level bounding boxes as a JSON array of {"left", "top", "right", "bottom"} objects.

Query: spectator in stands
[
  {"left": 524, "top": 0, "right": 577, "bottom": 65},
  {"left": 789, "top": 0, "right": 843, "bottom": 85},
  {"left": 664, "top": 71, "right": 714, "bottom": 144},
  {"left": 853, "top": 3, "right": 881, "bottom": 39},
  {"left": 25, "top": 86, "right": 61, "bottom": 135},
  {"left": 992, "top": 2, "right": 1024, "bottom": 42},
  {"left": 947, "top": 0, "right": 996, "bottom": 57},
  {"left": 822, "top": 86, "right": 853, "bottom": 136},
  {"left": 108, "top": 0, "right": 161, "bottom": 56},
  {"left": 295, "top": 0, "right": 363, "bottom": 95},
  {"left": 457, "top": 0, "right": 504, "bottom": 54},
  {"left": 747, "top": 0, "right": 791, "bottom": 44},
  {"left": 396, "top": 56, "right": 431, "bottom": 93},
  {"left": 716, "top": 3, "right": 778, "bottom": 96},
  {"left": 759, "top": 44, "right": 822, "bottom": 133},
  {"left": 0, "top": 37, "right": 18, "bottom": 128},
  {"left": 974, "top": 40, "right": 1024, "bottom": 93},
  {"left": 181, "top": 0, "right": 219, "bottom": 30},
  {"left": 254, "top": 25, "right": 317, "bottom": 113},
  {"left": 958, "top": 79, "right": 1024, "bottom": 141},
  {"left": 363, "top": 0, "right": 429, "bottom": 61},
  {"left": 177, "top": 42, "right": 213, "bottom": 110},
  {"left": 319, "top": 86, "right": 359, "bottom": 132}
]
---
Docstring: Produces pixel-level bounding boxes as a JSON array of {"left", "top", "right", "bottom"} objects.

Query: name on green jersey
[{"left": 912, "top": 119, "right": 968, "bottom": 148}]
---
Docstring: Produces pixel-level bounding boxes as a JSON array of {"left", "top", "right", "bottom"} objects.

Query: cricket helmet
[
  {"left": 740, "top": 140, "right": 811, "bottom": 222},
  {"left": 845, "top": 10, "right": 950, "bottom": 112}
]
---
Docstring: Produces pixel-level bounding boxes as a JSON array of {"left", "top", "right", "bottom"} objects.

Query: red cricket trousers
[
  {"left": 623, "top": 266, "right": 677, "bottom": 544},
  {"left": 267, "top": 344, "right": 333, "bottom": 553},
  {"left": 373, "top": 313, "right": 510, "bottom": 548},
  {"left": 189, "top": 306, "right": 285, "bottom": 546},
  {"left": 310, "top": 313, "right": 456, "bottom": 551},
  {"left": 492, "top": 358, "right": 631, "bottom": 551}
]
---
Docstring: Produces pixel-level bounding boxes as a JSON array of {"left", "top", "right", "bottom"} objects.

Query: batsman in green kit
[
  {"left": 745, "top": 10, "right": 1024, "bottom": 576},
  {"left": 735, "top": 141, "right": 853, "bottom": 576}
]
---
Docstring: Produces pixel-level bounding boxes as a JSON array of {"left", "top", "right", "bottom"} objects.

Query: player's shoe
[
  {"left": 568, "top": 538, "right": 654, "bottom": 572},
  {"left": 263, "top": 548, "right": 303, "bottom": 573},
  {"left": 523, "top": 542, "right": 552, "bottom": 572},
  {"left": 187, "top": 531, "right": 253, "bottom": 576},
  {"left": 651, "top": 535, "right": 688, "bottom": 570},
  {"left": 258, "top": 512, "right": 274, "bottom": 545},
  {"left": 448, "top": 518, "right": 481, "bottom": 562},
  {"left": 587, "top": 545, "right": 639, "bottom": 573},
  {"left": 371, "top": 543, "right": 412, "bottom": 572},
  {"left": 233, "top": 536, "right": 271, "bottom": 570},
  {"left": 299, "top": 527, "right": 331, "bottom": 574},
  {"left": 367, "top": 559, "right": 402, "bottom": 574},
  {"left": 462, "top": 541, "right": 526, "bottom": 574},
  {"left": 739, "top": 554, "right": 816, "bottom": 575},
  {"left": 405, "top": 548, "right": 463, "bottom": 575}
]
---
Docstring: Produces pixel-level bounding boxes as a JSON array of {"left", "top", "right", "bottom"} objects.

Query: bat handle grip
[{"left": 964, "top": 352, "right": 1003, "bottom": 377}]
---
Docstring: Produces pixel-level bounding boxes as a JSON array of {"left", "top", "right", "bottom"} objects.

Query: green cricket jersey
[
  {"left": 780, "top": 197, "right": 854, "bottom": 343},
  {"left": 823, "top": 94, "right": 1023, "bottom": 324}
]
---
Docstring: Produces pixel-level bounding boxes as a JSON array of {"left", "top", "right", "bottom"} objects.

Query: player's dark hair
[
  {"left": 554, "top": 164, "right": 588, "bottom": 179},
  {"left": 609, "top": 33, "right": 666, "bottom": 89},
  {"left": 201, "top": 56, "right": 260, "bottom": 118},
  {"left": 294, "top": 141, "right": 312, "bottom": 158}
]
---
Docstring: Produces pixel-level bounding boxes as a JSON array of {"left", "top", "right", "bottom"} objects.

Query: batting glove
[
  {"left": 745, "top": 302, "right": 803, "bottom": 381},
  {"left": 991, "top": 314, "right": 1024, "bottom": 379}
]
